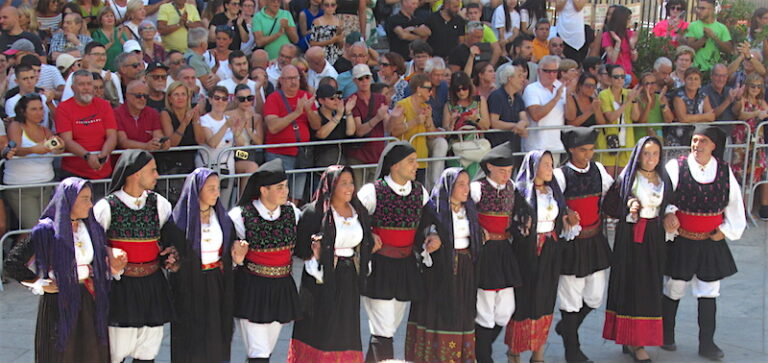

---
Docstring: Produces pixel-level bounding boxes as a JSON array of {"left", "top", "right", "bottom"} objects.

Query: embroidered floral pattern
[
  {"left": 105, "top": 192, "right": 160, "bottom": 240},
  {"left": 476, "top": 179, "right": 515, "bottom": 215},
  {"left": 372, "top": 179, "right": 424, "bottom": 229},
  {"left": 242, "top": 203, "right": 296, "bottom": 250},
  {"left": 673, "top": 156, "right": 729, "bottom": 214}
]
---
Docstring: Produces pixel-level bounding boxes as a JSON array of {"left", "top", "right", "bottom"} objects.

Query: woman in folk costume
[
  {"left": 405, "top": 167, "right": 483, "bottom": 363},
  {"left": 4, "top": 177, "right": 121, "bottom": 362},
  {"left": 601, "top": 136, "right": 673, "bottom": 362},
  {"left": 504, "top": 150, "right": 579, "bottom": 363},
  {"left": 288, "top": 165, "right": 375, "bottom": 362},
  {"left": 167, "top": 167, "right": 249, "bottom": 362}
]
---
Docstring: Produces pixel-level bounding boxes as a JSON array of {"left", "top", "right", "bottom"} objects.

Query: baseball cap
[
  {"left": 352, "top": 64, "right": 372, "bottom": 79},
  {"left": 146, "top": 61, "right": 169, "bottom": 73},
  {"left": 123, "top": 40, "right": 142, "bottom": 53},
  {"left": 316, "top": 84, "right": 342, "bottom": 99},
  {"left": 3, "top": 39, "right": 35, "bottom": 55},
  {"left": 56, "top": 54, "right": 81, "bottom": 72}
]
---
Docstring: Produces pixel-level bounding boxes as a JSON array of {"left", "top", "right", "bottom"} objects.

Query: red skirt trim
[
  {"left": 405, "top": 322, "right": 475, "bottom": 363},
  {"left": 286, "top": 339, "right": 363, "bottom": 363},
  {"left": 504, "top": 315, "right": 553, "bottom": 353},
  {"left": 602, "top": 310, "right": 663, "bottom": 347}
]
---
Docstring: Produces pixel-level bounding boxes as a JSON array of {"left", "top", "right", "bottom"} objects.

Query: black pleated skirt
[
  {"left": 171, "top": 268, "right": 232, "bottom": 363},
  {"left": 512, "top": 234, "right": 562, "bottom": 321},
  {"left": 288, "top": 257, "right": 363, "bottom": 362},
  {"left": 476, "top": 239, "right": 522, "bottom": 290},
  {"left": 35, "top": 285, "right": 110, "bottom": 363},
  {"left": 362, "top": 253, "right": 423, "bottom": 301},
  {"left": 109, "top": 270, "right": 174, "bottom": 327},
  {"left": 405, "top": 251, "right": 476, "bottom": 363},
  {"left": 665, "top": 236, "right": 738, "bottom": 282},
  {"left": 233, "top": 268, "right": 301, "bottom": 323},
  {"left": 603, "top": 218, "right": 666, "bottom": 346},
  {"left": 560, "top": 232, "right": 612, "bottom": 277}
]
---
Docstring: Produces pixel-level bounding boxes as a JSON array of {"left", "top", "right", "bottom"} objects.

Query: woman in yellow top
[
  {"left": 389, "top": 73, "right": 438, "bottom": 185},
  {"left": 598, "top": 64, "right": 641, "bottom": 177}
]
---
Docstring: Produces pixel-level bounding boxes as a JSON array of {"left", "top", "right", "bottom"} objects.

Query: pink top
[
  {"left": 602, "top": 29, "right": 635, "bottom": 75},
  {"left": 652, "top": 19, "right": 689, "bottom": 46}
]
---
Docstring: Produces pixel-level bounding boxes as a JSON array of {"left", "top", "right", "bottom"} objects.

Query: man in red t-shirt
[
  {"left": 262, "top": 64, "right": 320, "bottom": 203},
  {"left": 348, "top": 64, "right": 390, "bottom": 187},
  {"left": 56, "top": 69, "right": 118, "bottom": 197},
  {"left": 115, "top": 80, "right": 168, "bottom": 151}
]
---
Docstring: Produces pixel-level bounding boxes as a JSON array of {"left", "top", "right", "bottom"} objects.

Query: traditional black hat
[
  {"left": 108, "top": 149, "right": 154, "bottom": 194},
  {"left": 561, "top": 128, "right": 598, "bottom": 150},
  {"left": 480, "top": 141, "right": 515, "bottom": 174},
  {"left": 237, "top": 158, "right": 287, "bottom": 206},
  {"left": 375, "top": 141, "right": 416, "bottom": 179},
  {"left": 692, "top": 125, "right": 727, "bottom": 160}
]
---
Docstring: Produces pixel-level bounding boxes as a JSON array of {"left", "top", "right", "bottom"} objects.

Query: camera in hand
[{"left": 2, "top": 140, "right": 16, "bottom": 159}]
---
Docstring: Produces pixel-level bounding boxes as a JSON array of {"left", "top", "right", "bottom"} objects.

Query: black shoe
[
  {"left": 660, "top": 343, "right": 677, "bottom": 351},
  {"left": 622, "top": 345, "right": 631, "bottom": 354},
  {"left": 698, "top": 343, "right": 725, "bottom": 360},
  {"left": 760, "top": 206, "right": 768, "bottom": 220}
]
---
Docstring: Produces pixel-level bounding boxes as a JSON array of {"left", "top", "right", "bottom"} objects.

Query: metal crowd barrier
[{"left": 748, "top": 121, "right": 768, "bottom": 226}]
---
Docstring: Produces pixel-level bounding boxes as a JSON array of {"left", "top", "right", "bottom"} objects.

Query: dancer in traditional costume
[
  {"left": 470, "top": 141, "right": 522, "bottom": 363},
  {"left": 405, "top": 167, "right": 482, "bottom": 362},
  {"left": 4, "top": 178, "right": 119, "bottom": 363},
  {"left": 229, "top": 158, "right": 302, "bottom": 362},
  {"left": 552, "top": 129, "right": 613, "bottom": 363},
  {"left": 93, "top": 150, "right": 175, "bottom": 363},
  {"left": 287, "top": 165, "right": 375, "bottom": 362},
  {"left": 167, "top": 167, "right": 249, "bottom": 362},
  {"left": 357, "top": 141, "right": 440, "bottom": 362},
  {"left": 602, "top": 136, "right": 673, "bottom": 362},
  {"left": 505, "top": 150, "right": 578, "bottom": 363},
  {"left": 662, "top": 125, "right": 746, "bottom": 360}
]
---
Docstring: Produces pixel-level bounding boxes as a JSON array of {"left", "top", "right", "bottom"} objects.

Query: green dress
[{"left": 91, "top": 27, "right": 126, "bottom": 72}]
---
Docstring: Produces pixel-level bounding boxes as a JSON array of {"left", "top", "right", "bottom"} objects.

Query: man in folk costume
[
  {"left": 662, "top": 125, "right": 746, "bottom": 360},
  {"left": 357, "top": 141, "right": 441, "bottom": 362},
  {"left": 469, "top": 141, "right": 523, "bottom": 363},
  {"left": 93, "top": 149, "right": 176, "bottom": 363},
  {"left": 552, "top": 129, "right": 614, "bottom": 363},
  {"left": 228, "top": 158, "right": 302, "bottom": 362}
]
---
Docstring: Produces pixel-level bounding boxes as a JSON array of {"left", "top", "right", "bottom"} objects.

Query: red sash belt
[
  {"left": 675, "top": 211, "right": 723, "bottom": 233},
  {"left": 202, "top": 260, "right": 222, "bottom": 271},
  {"left": 633, "top": 218, "right": 657, "bottom": 243},
  {"left": 377, "top": 244, "right": 413, "bottom": 258},
  {"left": 536, "top": 231, "right": 557, "bottom": 256},
  {"left": 566, "top": 195, "right": 601, "bottom": 227},
  {"left": 245, "top": 246, "right": 293, "bottom": 267},
  {"left": 123, "top": 260, "right": 159, "bottom": 277},
  {"left": 109, "top": 238, "right": 160, "bottom": 263},
  {"left": 478, "top": 213, "right": 510, "bottom": 234},
  {"left": 373, "top": 227, "right": 417, "bottom": 248}
]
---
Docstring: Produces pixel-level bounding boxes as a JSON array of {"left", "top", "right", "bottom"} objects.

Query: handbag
[
  {"left": 278, "top": 90, "right": 314, "bottom": 169},
  {"left": 451, "top": 126, "right": 491, "bottom": 167}
]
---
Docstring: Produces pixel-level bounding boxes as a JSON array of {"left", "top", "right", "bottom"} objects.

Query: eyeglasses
[
  {"left": 210, "top": 95, "right": 228, "bottom": 101},
  {"left": 456, "top": 86, "right": 469, "bottom": 91},
  {"left": 229, "top": 2, "right": 240, "bottom": 5},
  {"left": 749, "top": 84, "right": 763, "bottom": 88},
  {"left": 282, "top": 75, "right": 300, "bottom": 81},
  {"left": 237, "top": 95, "right": 255, "bottom": 102},
  {"left": 279, "top": 53, "right": 292, "bottom": 58},
  {"left": 380, "top": 62, "right": 391, "bottom": 67},
  {"left": 541, "top": 68, "right": 558, "bottom": 74},
  {"left": 670, "top": 5, "right": 684, "bottom": 10},
  {"left": 581, "top": 83, "right": 596, "bottom": 89},
  {"left": 612, "top": 74, "right": 626, "bottom": 79},
  {"left": 356, "top": 75, "right": 371, "bottom": 81},
  {"left": 89, "top": 52, "right": 107, "bottom": 57},
  {"left": 129, "top": 93, "right": 149, "bottom": 99},
  {"left": 126, "top": 62, "right": 141, "bottom": 68},
  {"left": 326, "top": 95, "right": 343, "bottom": 100},
  {"left": 148, "top": 74, "right": 167, "bottom": 80}
]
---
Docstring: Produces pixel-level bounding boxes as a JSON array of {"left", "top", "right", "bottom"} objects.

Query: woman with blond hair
[{"left": 120, "top": 0, "right": 156, "bottom": 43}]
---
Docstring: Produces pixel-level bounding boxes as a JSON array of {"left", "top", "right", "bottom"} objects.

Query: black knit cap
[
  {"left": 692, "top": 125, "right": 727, "bottom": 160},
  {"left": 237, "top": 158, "right": 287, "bottom": 206}
]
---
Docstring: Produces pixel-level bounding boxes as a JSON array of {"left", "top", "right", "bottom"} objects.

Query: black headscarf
[
  {"left": 375, "top": 141, "right": 416, "bottom": 179},
  {"left": 480, "top": 141, "right": 515, "bottom": 175},
  {"left": 514, "top": 150, "right": 567, "bottom": 234},
  {"left": 298, "top": 165, "right": 374, "bottom": 302},
  {"left": 32, "top": 177, "right": 110, "bottom": 350},
  {"left": 238, "top": 158, "right": 287, "bottom": 206},
  {"left": 171, "top": 168, "right": 233, "bottom": 258},
  {"left": 616, "top": 136, "right": 673, "bottom": 219},
  {"left": 692, "top": 124, "right": 727, "bottom": 160},
  {"left": 109, "top": 149, "right": 154, "bottom": 193}
]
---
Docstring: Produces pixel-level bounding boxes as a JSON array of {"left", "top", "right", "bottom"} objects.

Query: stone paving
[{"left": 1, "top": 225, "right": 766, "bottom": 362}]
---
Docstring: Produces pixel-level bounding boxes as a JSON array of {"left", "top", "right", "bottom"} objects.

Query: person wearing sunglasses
[
  {"left": 653, "top": 0, "right": 689, "bottom": 46},
  {"left": 115, "top": 51, "right": 144, "bottom": 97},
  {"left": 684, "top": 0, "right": 733, "bottom": 72},
  {"left": 734, "top": 73, "right": 768, "bottom": 219},
  {"left": 602, "top": 5, "right": 638, "bottom": 79},
  {"left": 225, "top": 83, "right": 263, "bottom": 193},
  {"left": 523, "top": 55, "right": 566, "bottom": 165},
  {"left": 115, "top": 80, "right": 169, "bottom": 152},
  {"left": 597, "top": 64, "right": 641, "bottom": 177},
  {"left": 198, "top": 86, "right": 240, "bottom": 204},
  {"left": 312, "top": 83, "right": 357, "bottom": 168}
]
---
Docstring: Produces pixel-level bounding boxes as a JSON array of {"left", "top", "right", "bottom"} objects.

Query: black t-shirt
[
  {"left": 147, "top": 96, "right": 166, "bottom": 113},
  {"left": 209, "top": 13, "right": 247, "bottom": 50},
  {"left": 425, "top": 12, "right": 466, "bottom": 58},
  {"left": 0, "top": 31, "right": 45, "bottom": 56},
  {"left": 386, "top": 12, "right": 425, "bottom": 61},
  {"left": 448, "top": 43, "right": 492, "bottom": 71}
]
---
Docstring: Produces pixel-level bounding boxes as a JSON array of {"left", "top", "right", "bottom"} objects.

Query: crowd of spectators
[{"left": 0, "top": 0, "right": 766, "bottom": 241}]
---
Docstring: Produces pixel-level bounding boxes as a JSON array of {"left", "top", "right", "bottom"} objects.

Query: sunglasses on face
[
  {"left": 612, "top": 74, "right": 626, "bottom": 79},
  {"left": 380, "top": 62, "right": 391, "bottom": 67},
  {"left": 356, "top": 75, "right": 371, "bottom": 81},
  {"left": 749, "top": 84, "right": 763, "bottom": 88},
  {"left": 210, "top": 95, "right": 228, "bottom": 101},
  {"left": 420, "top": 84, "right": 433, "bottom": 90},
  {"left": 129, "top": 93, "right": 149, "bottom": 99},
  {"left": 237, "top": 95, "right": 255, "bottom": 102},
  {"left": 148, "top": 74, "right": 167, "bottom": 80},
  {"left": 457, "top": 86, "right": 469, "bottom": 91},
  {"left": 541, "top": 68, "right": 558, "bottom": 74},
  {"left": 581, "top": 83, "right": 596, "bottom": 89}
]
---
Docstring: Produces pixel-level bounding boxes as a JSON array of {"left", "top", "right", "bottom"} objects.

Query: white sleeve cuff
[
  {"left": 666, "top": 231, "right": 678, "bottom": 242},
  {"left": 22, "top": 279, "right": 49, "bottom": 295},
  {"left": 112, "top": 269, "right": 124, "bottom": 280},
  {"left": 420, "top": 244, "right": 433, "bottom": 267},
  {"left": 664, "top": 204, "right": 679, "bottom": 215},
  {"left": 626, "top": 213, "right": 639, "bottom": 224},
  {"left": 560, "top": 224, "right": 581, "bottom": 242},
  {"left": 304, "top": 257, "right": 324, "bottom": 284}
]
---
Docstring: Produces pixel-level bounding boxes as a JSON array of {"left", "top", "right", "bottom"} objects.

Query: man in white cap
[
  {"left": 337, "top": 42, "right": 373, "bottom": 98},
  {"left": 306, "top": 46, "right": 338, "bottom": 90},
  {"left": 56, "top": 53, "right": 82, "bottom": 78},
  {"left": 122, "top": 39, "right": 149, "bottom": 69}
]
